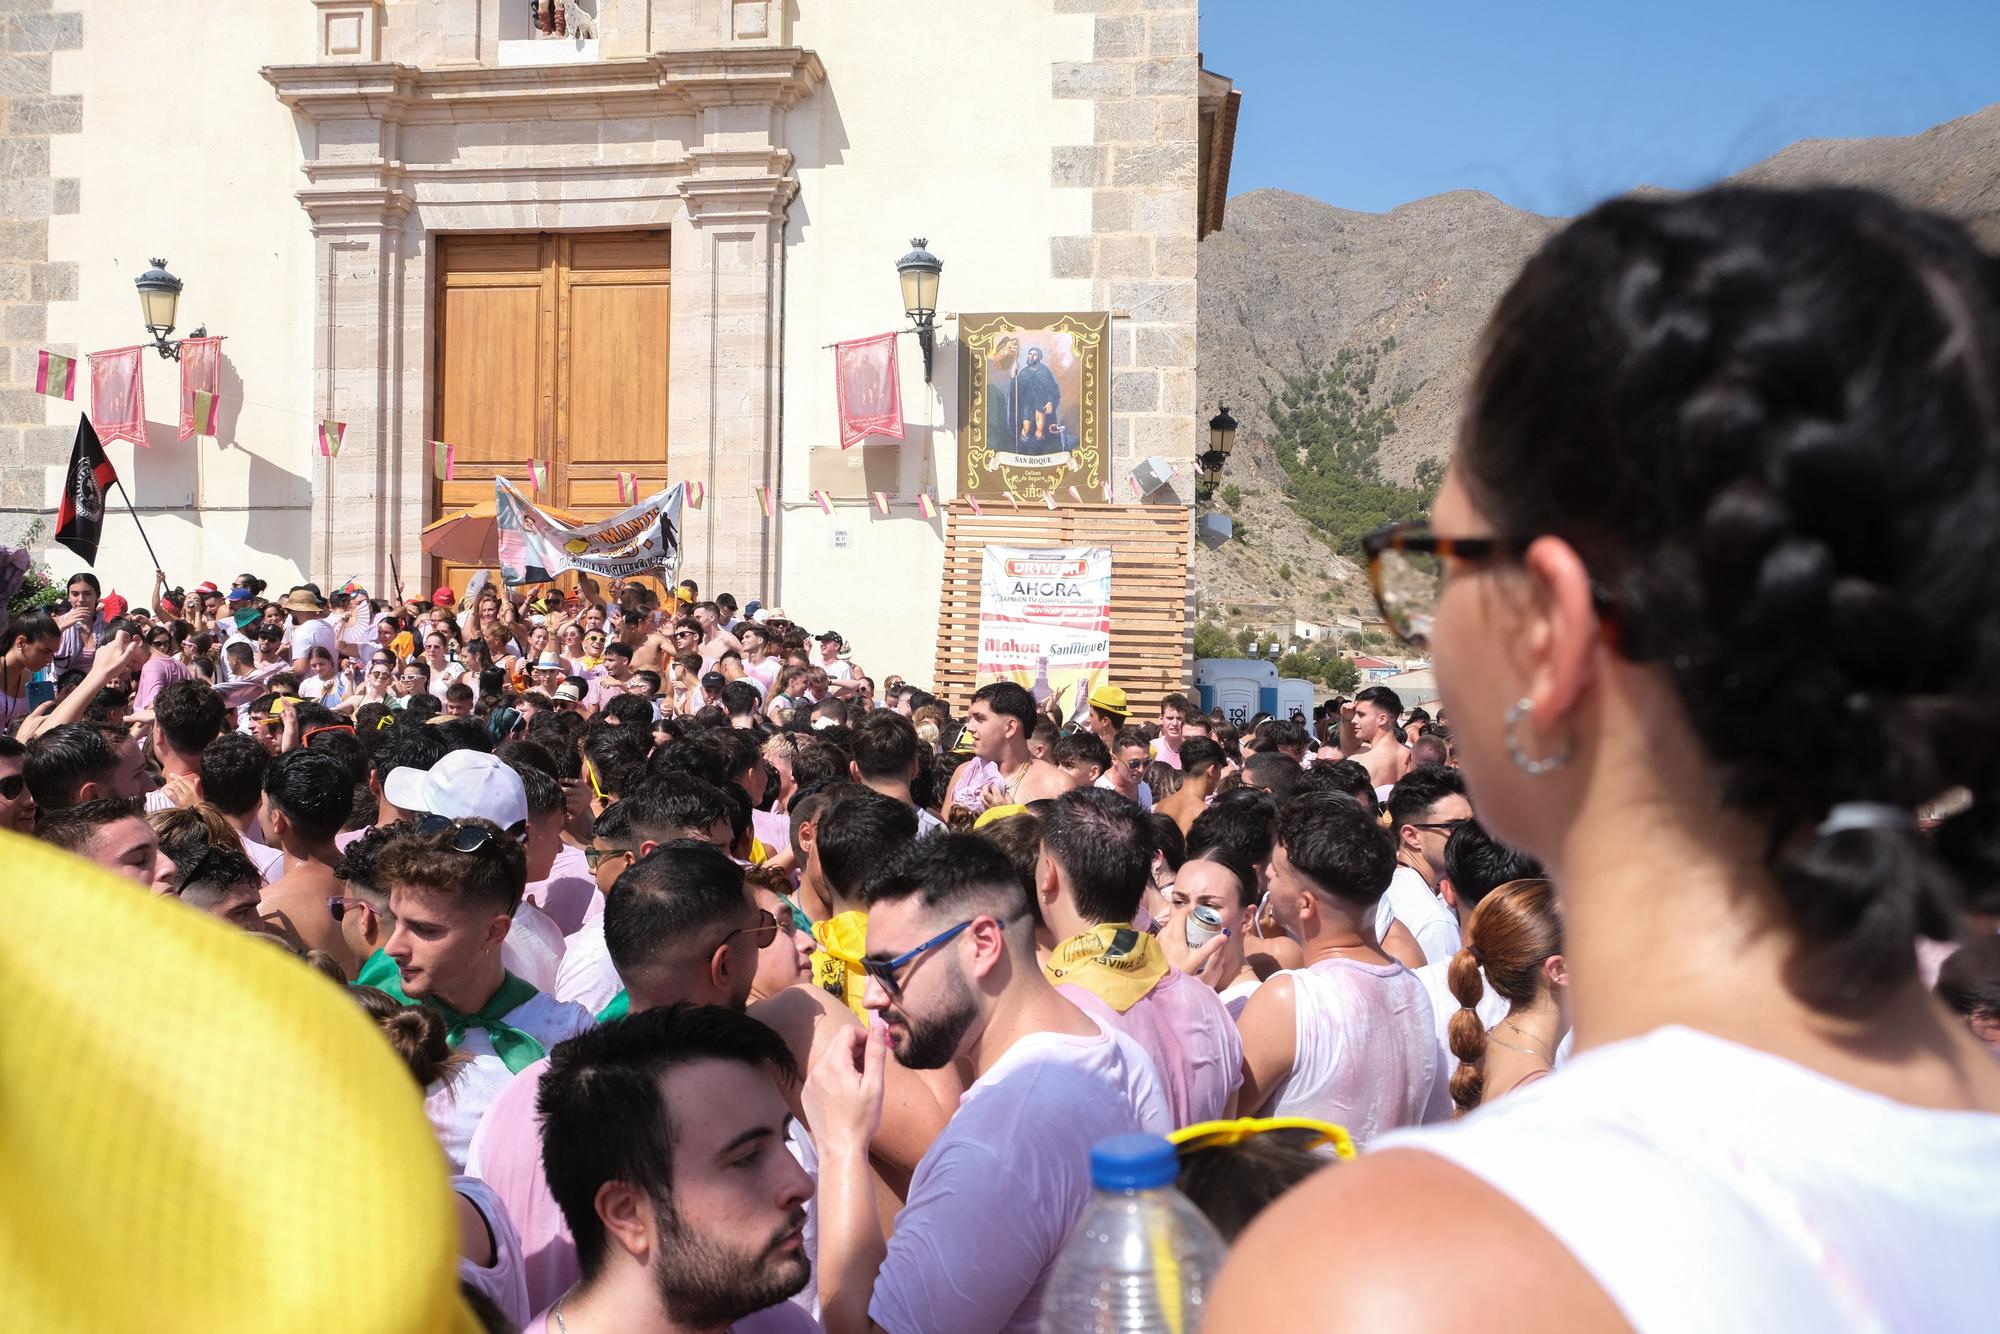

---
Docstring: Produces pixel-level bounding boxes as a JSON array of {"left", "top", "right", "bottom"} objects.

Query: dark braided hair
[{"left": 1463, "top": 185, "right": 2000, "bottom": 1010}]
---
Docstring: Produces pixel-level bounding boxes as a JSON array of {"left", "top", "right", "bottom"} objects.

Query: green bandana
[
  {"left": 353, "top": 950, "right": 547, "bottom": 1074},
  {"left": 596, "top": 990, "right": 629, "bottom": 1023}
]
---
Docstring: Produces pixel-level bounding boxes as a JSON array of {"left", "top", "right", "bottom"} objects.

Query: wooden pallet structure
[{"left": 931, "top": 501, "right": 1194, "bottom": 720}]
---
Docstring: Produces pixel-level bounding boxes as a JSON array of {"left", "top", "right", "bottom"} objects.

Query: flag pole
[
  {"left": 388, "top": 552, "right": 406, "bottom": 606},
  {"left": 110, "top": 478, "right": 167, "bottom": 579}
]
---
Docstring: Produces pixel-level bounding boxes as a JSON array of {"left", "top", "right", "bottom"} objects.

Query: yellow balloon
[{"left": 0, "top": 831, "right": 481, "bottom": 1333}]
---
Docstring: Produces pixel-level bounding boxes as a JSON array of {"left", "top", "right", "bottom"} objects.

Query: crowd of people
[{"left": 8, "top": 183, "right": 2000, "bottom": 1332}]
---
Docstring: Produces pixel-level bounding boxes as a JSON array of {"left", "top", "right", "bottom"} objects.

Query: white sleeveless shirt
[
  {"left": 1267, "top": 957, "right": 1436, "bottom": 1147},
  {"left": 1380, "top": 1026, "right": 2000, "bottom": 1332}
]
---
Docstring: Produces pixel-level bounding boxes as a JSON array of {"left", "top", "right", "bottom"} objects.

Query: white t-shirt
[
  {"left": 238, "top": 833, "right": 286, "bottom": 883},
  {"left": 1092, "top": 773, "right": 1154, "bottom": 811},
  {"left": 1414, "top": 955, "right": 1507, "bottom": 1123},
  {"left": 1381, "top": 1026, "right": 2000, "bottom": 1333},
  {"left": 1374, "top": 865, "right": 1462, "bottom": 967},
  {"left": 1220, "top": 974, "right": 1262, "bottom": 1019},
  {"left": 452, "top": 1174, "right": 531, "bottom": 1331},
  {"left": 552, "top": 916, "right": 622, "bottom": 1015},
  {"left": 425, "top": 988, "right": 593, "bottom": 1170},
  {"left": 289, "top": 616, "right": 337, "bottom": 665},
  {"left": 822, "top": 657, "right": 855, "bottom": 681},
  {"left": 1265, "top": 957, "right": 1436, "bottom": 1149},
  {"left": 869, "top": 1017, "right": 1172, "bottom": 1334},
  {"left": 502, "top": 901, "right": 567, "bottom": 995}
]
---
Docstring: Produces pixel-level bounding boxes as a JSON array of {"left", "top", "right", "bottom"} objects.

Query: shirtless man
[
  {"left": 1340, "top": 685, "right": 1412, "bottom": 793},
  {"left": 967, "top": 680, "right": 1076, "bottom": 806},
  {"left": 1155, "top": 736, "right": 1226, "bottom": 835},
  {"left": 255, "top": 749, "right": 357, "bottom": 973}
]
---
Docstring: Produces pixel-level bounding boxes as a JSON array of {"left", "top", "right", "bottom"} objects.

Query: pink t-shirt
[
  {"left": 527, "top": 842, "right": 599, "bottom": 936},
  {"left": 466, "top": 1057, "right": 573, "bottom": 1316},
  {"left": 869, "top": 1017, "right": 1171, "bottom": 1334},
  {"left": 519, "top": 1302, "right": 821, "bottom": 1333},
  {"left": 1059, "top": 965, "right": 1243, "bottom": 1127},
  {"left": 135, "top": 654, "right": 191, "bottom": 710}
]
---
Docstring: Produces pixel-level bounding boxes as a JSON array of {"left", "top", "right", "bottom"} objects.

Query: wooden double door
[{"left": 432, "top": 231, "right": 671, "bottom": 590}]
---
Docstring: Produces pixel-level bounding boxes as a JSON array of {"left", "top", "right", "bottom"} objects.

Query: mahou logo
[{"left": 1005, "top": 557, "right": 1086, "bottom": 579}]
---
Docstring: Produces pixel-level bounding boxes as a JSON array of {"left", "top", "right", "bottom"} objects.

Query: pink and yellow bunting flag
[
  {"left": 756, "top": 484, "right": 774, "bottom": 518},
  {"left": 34, "top": 349, "right": 76, "bottom": 400},
  {"left": 318, "top": 419, "right": 345, "bottom": 458},
  {"left": 813, "top": 489, "right": 832, "bottom": 515},
  {"left": 965, "top": 494, "right": 982, "bottom": 516},
  {"left": 917, "top": 492, "right": 937, "bottom": 520},
  {"left": 529, "top": 460, "right": 549, "bottom": 497},
  {"left": 1006, "top": 493, "right": 1019, "bottom": 512},
  {"left": 617, "top": 471, "right": 638, "bottom": 504},
  {"left": 1044, "top": 491, "right": 1058, "bottom": 511},
  {"left": 872, "top": 491, "right": 890, "bottom": 516},
  {"left": 1067, "top": 485, "right": 1083, "bottom": 504},
  {"left": 188, "top": 389, "right": 219, "bottom": 437},
  {"left": 431, "top": 441, "right": 455, "bottom": 482},
  {"left": 1103, "top": 482, "right": 1114, "bottom": 502},
  {"left": 687, "top": 481, "right": 705, "bottom": 509}
]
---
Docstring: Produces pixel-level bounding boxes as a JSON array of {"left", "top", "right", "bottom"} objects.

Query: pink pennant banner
[
  {"left": 965, "top": 494, "right": 982, "bottom": 516},
  {"left": 177, "top": 335, "right": 222, "bottom": 443},
  {"left": 317, "top": 419, "right": 345, "bottom": 458},
  {"left": 432, "top": 440, "right": 456, "bottom": 481},
  {"left": 1044, "top": 491, "right": 1058, "bottom": 511},
  {"left": 34, "top": 349, "right": 76, "bottom": 401},
  {"left": 529, "top": 460, "right": 549, "bottom": 497},
  {"left": 756, "top": 484, "right": 774, "bottom": 518},
  {"left": 686, "top": 481, "right": 705, "bottom": 509},
  {"left": 1128, "top": 476, "right": 1141, "bottom": 499},
  {"left": 917, "top": 492, "right": 937, "bottom": 520},
  {"left": 617, "top": 470, "right": 638, "bottom": 504},
  {"left": 90, "top": 346, "right": 146, "bottom": 447},
  {"left": 1067, "top": 485, "right": 1083, "bottom": 504},
  {"left": 872, "top": 491, "right": 891, "bottom": 516},
  {"left": 813, "top": 489, "right": 832, "bottom": 515},
  {"left": 833, "top": 331, "right": 906, "bottom": 449}
]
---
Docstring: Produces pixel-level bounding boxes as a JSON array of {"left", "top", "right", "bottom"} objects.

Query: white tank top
[
  {"left": 1268, "top": 957, "right": 1436, "bottom": 1147},
  {"left": 1381, "top": 1026, "right": 2000, "bottom": 1332}
]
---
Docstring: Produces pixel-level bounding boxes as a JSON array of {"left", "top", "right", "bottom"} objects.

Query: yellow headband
[{"left": 1168, "top": 1115, "right": 1357, "bottom": 1160}]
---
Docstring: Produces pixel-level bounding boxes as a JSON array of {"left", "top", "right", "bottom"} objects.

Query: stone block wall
[
  {"left": 0, "top": 0, "right": 81, "bottom": 544},
  {"left": 1048, "top": 0, "right": 1199, "bottom": 493}
]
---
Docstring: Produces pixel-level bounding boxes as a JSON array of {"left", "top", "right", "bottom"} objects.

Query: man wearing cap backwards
[
  {"left": 803, "top": 833, "right": 1170, "bottom": 1334},
  {"left": 366, "top": 751, "right": 593, "bottom": 1166},
  {"left": 282, "top": 585, "right": 339, "bottom": 676}
]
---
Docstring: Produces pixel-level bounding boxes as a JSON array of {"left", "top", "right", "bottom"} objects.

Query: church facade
[{"left": 0, "top": 0, "right": 1235, "bottom": 671}]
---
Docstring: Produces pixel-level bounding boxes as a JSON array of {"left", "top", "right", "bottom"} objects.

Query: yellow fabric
[
  {"left": 390, "top": 631, "right": 416, "bottom": 660},
  {"left": 0, "top": 832, "right": 479, "bottom": 1333},
  {"left": 972, "top": 803, "right": 1028, "bottom": 830},
  {"left": 810, "top": 910, "right": 871, "bottom": 1021},
  {"left": 1044, "top": 922, "right": 1169, "bottom": 1013}
]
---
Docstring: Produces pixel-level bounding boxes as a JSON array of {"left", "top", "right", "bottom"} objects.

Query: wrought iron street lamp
[
  {"left": 896, "top": 238, "right": 943, "bottom": 383},
  {"left": 135, "top": 258, "right": 208, "bottom": 360},
  {"left": 1199, "top": 402, "right": 1237, "bottom": 481}
]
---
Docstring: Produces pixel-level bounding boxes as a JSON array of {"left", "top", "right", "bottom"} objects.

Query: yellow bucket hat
[{"left": 0, "top": 832, "right": 480, "bottom": 1332}]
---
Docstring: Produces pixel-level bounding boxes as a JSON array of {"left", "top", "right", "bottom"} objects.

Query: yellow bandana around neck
[
  {"left": 1044, "top": 922, "right": 1169, "bottom": 1013},
  {"left": 811, "top": 910, "right": 871, "bottom": 1021}
]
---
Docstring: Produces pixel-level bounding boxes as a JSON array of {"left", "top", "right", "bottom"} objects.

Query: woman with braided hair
[
  {"left": 1445, "top": 877, "right": 1566, "bottom": 1114},
  {"left": 1211, "top": 185, "right": 2000, "bottom": 1332}
]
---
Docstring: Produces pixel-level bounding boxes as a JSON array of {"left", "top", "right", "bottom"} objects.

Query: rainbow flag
[
  {"left": 35, "top": 350, "right": 76, "bottom": 400},
  {"left": 318, "top": 420, "right": 345, "bottom": 458}
]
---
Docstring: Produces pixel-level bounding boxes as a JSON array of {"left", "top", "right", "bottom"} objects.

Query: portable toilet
[
  {"left": 1273, "top": 677, "right": 1316, "bottom": 724},
  {"left": 1195, "top": 658, "right": 1277, "bottom": 727}
]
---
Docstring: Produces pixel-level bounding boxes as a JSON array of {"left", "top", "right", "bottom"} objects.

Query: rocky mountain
[{"left": 1193, "top": 101, "right": 2000, "bottom": 636}]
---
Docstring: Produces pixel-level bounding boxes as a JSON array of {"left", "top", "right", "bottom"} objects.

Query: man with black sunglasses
[
  {"left": 0, "top": 735, "right": 35, "bottom": 834},
  {"left": 1381, "top": 764, "right": 1472, "bottom": 967},
  {"left": 372, "top": 816, "right": 592, "bottom": 1169},
  {"left": 803, "top": 833, "right": 1169, "bottom": 1334}
]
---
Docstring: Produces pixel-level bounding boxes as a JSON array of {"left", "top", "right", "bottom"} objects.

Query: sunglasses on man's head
[{"left": 415, "top": 812, "right": 527, "bottom": 850}]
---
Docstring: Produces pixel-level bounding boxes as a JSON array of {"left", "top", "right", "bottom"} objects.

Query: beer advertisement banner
[
  {"left": 976, "top": 544, "right": 1112, "bottom": 719},
  {"left": 495, "top": 476, "right": 683, "bottom": 586}
]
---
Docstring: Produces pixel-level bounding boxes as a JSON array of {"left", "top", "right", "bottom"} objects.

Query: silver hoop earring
[{"left": 1504, "top": 697, "right": 1572, "bottom": 777}]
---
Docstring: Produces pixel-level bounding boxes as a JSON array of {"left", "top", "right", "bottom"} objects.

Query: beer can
[{"left": 1185, "top": 904, "right": 1224, "bottom": 949}]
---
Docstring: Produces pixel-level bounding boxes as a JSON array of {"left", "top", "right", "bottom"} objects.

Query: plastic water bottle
[{"left": 1038, "top": 1133, "right": 1229, "bottom": 1333}]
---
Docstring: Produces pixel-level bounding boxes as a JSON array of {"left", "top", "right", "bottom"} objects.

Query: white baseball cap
[{"left": 382, "top": 750, "right": 528, "bottom": 830}]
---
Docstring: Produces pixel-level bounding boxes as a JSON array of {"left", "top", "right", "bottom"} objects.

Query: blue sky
[{"left": 1200, "top": 0, "right": 2000, "bottom": 216}]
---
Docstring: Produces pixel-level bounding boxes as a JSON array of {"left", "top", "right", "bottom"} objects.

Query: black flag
[{"left": 55, "top": 414, "right": 118, "bottom": 566}]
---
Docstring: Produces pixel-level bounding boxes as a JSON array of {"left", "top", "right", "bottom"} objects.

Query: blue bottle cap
[{"left": 1089, "top": 1133, "right": 1178, "bottom": 1191}]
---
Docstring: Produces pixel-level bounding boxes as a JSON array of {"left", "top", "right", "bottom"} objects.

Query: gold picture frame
[{"left": 959, "top": 311, "right": 1110, "bottom": 504}]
